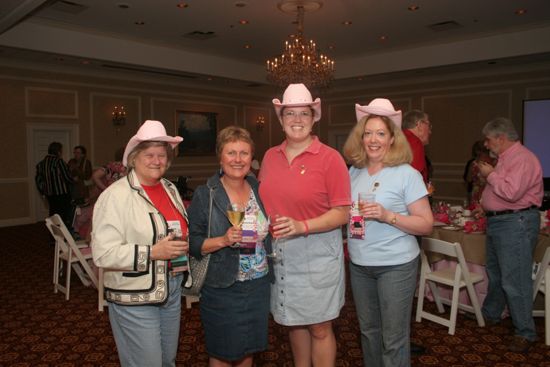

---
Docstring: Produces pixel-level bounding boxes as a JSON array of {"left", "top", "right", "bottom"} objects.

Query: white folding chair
[
  {"left": 416, "top": 237, "right": 485, "bottom": 335},
  {"left": 532, "top": 246, "right": 550, "bottom": 345},
  {"left": 185, "top": 295, "right": 199, "bottom": 309},
  {"left": 45, "top": 214, "right": 98, "bottom": 301}
]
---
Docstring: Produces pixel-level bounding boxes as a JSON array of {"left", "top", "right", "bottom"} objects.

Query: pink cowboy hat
[
  {"left": 122, "top": 120, "right": 183, "bottom": 166},
  {"left": 272, "top": 83, "right": 322, "bottom": 122},
  {"left": 355, "top": 98, "right": 402, "bottom": 128}
]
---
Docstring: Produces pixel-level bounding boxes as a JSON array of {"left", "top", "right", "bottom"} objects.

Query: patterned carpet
[{"left": 0, "top": 223, "right": 548, "bottom": 366}]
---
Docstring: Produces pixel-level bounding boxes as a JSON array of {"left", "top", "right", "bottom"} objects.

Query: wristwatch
[{"left": 390, "top": 213, "right": 397, "bottom": 225}]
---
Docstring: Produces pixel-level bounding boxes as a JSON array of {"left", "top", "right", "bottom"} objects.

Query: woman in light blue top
[{"left": 343, "top": 98, "right": 433, "bottom": 367}]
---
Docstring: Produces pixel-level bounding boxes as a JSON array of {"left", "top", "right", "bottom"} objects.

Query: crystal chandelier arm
[{"left": 266, "top": 2, "right": 334, "bottom": 88}]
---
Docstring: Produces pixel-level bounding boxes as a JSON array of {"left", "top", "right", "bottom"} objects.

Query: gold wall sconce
[
  {"left": 112, "top": 106, "right": 126, "bottom": 125},
  {"left": 256, "top": 115, "right": 266, "bottom": 131}
]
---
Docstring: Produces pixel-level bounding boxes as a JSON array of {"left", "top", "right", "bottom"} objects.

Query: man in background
[
  {"left": 402, "top": 109, "right": 432, "bottom": 185},
  {"left": 35, "top": 142, "right": 74, "bottom": 231},
  {"left": 478, "top": 117, "right": 543, "bottom": 352},
  {"left": 402, "top": 109, "right": 433, "bottom": 355}
]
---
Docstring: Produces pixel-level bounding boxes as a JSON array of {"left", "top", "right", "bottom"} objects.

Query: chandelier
[{"left": 266, "top": 1, "right": 334, "bottom": 88}]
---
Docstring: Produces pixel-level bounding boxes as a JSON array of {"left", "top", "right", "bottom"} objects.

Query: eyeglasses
[
  {"left": 420, "top": 120, "right": 432, "bottom": 129},
  {"left": 282, "top": 110, "right": 313, "bottom": 120}
]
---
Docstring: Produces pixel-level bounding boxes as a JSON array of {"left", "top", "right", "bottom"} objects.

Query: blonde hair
[
  {"left": 126, "top": 141, "right": 174, "bottom": 169},
  {"left": 216, "top": 126, "right": 255, "bottom": 158},
  {"left": 343, "top": 115, "right": 412, "bottom": 168}
]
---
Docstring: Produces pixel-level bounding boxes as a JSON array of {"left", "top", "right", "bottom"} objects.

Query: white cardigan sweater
[{"left": 91, "top": 170, "right": 187, "bottom": 305}]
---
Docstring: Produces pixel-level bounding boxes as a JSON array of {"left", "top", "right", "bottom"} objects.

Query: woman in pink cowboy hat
[
  {"left": 259, "top": 84, "right": 351, "bottom": 366},
  {"left": 343, "top": 99, "right": 433, "bottom": 366},
  {"left": 92, "top": 120, "right": 188, "bottom": 367}
]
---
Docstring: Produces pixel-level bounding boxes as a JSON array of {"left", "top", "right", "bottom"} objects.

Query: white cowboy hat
[
  {"left": 272, "top": 83, "right": 321, "bottom": 122},
  {"left": 355, "top": 98, "right": 402, "bottom": 128},
  {"left": 122, "top": 120, "right": 183, "bottom": 166}
]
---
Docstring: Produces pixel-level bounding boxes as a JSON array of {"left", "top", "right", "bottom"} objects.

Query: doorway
[{"left": 27, "top": 123, "right": 79, "bottom": 222}]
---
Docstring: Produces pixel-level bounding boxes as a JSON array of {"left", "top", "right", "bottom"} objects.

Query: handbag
[{"left": 182, "top": 187, "right": 213, "bottom": 297}]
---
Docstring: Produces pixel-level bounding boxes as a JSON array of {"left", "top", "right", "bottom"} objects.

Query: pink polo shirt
[
  {"left": 259, "top": 136, "right": 351, "bottom": 220},
  {"left": 481, "top": 141, "right": 543, "bottom": 211}
]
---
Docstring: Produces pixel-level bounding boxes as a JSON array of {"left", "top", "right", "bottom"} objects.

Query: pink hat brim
[
  {"left": 355, "top": 103, "right": 402, "bottom": 128},
  {"left": 122, "top": 120, "right": 183, "bottom": 166},
  {"left": 273, "top": 98, "right": 322, "bottom": 122}
]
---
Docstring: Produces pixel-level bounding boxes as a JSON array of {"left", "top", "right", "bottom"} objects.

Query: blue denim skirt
[{"left": 200, "top": 275, "right": 270, "bottom": 361}]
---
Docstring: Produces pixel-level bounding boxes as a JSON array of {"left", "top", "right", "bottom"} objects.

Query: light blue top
[{"left": 348, "top": 164, "right": 428, "bottom": 266}]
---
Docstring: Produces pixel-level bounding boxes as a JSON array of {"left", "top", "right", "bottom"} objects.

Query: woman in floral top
[{"left": 188, "top": 126, "right": 273, "bottom": 367}]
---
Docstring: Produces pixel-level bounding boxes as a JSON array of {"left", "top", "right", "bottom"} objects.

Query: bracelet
[{"left": 302, "top": 220, "right": 309, "bottom": 237}]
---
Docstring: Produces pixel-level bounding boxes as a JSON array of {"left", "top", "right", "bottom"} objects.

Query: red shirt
[
  {"left": 404, "top": 129, "right": 428, "bottom": 184},
  {"left": 259, "top": 136, "right": 351, "bottom": 220},
  {"left": 142, "top": 183, "right": 188, "bottom": 236}
]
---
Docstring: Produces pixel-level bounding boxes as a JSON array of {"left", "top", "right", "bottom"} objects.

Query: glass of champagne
[
  {"left": 227, "top": 203, "right": 245, "bottom": 248},
  {"left": 227, "top": 203, "right": 245, "bottom": 228}
]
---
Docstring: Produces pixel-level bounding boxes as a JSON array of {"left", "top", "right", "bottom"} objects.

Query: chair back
[
  {"left": 534, "top": 247, "right": 550, "bottom": 300},
  {"left": 421, "top": 237, "right": 473, "bottom": 284},
  {"left": 45, "top": 214, "right": 71, "bottom": 254},
  {"left": 46, "top": 214, "right": 72, "bottom": 254}
]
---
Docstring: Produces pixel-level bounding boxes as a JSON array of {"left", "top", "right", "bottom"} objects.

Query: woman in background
[
  {"left": 343, "top": 98, "right": 433, "bottom": 367},
  {"left": 68, "top": 145, "right": 92, "bottom": 205},
  {"left": 463, "top": 140, "right": 496, "bottom": 206},
  {"left": 92, "top": 147, "right": 127, "bottom": 193},
  {"left": 259, "top": 84, "right": 351, "bottom": 367},
  {"left": 74, "top": 148, "right": 127, "bottom": 240}
]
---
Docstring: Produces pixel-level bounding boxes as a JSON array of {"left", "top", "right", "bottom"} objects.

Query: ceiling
[{"left": 1, "top": 0, "right": 550, "bottom": 89}]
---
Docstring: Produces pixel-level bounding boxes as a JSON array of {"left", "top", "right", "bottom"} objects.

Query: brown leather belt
[{"left": 485, "top": 205, "right": 539, "bottom": 217}]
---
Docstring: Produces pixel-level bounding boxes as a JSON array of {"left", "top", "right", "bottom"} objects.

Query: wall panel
[{"left": 26, "top": 87, "right": 78, "bottom": 118}]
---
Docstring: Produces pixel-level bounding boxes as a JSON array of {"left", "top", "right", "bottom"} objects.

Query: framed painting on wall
[{"left": 176, "top": 111, "right": 218, "bottom": 156}]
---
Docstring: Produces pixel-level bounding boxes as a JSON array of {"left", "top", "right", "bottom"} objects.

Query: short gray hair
[
  {"left": 402, "top": 110, "right": 428, "bottom": 130},
  {"left": 482, "top": 117, "right": 519, "bottom": 141}
]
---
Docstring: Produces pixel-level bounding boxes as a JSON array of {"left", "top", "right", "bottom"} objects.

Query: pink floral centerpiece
[
  {"left": 463, "top": 217, "right": 487, "bottom": 233},
  {"left": 433, "top": 202, "right": 451, "bottom": 224}
]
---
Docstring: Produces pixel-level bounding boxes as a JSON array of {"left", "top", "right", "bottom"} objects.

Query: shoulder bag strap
[{"left": 207, "top": 187, "right": 213, "bottom": 238}]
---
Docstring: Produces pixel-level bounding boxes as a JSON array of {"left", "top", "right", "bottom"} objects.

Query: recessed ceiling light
[
  {"left": 134, "top": 21, "right": 145, "bottom": 25},
  {"left": 514, "top": 8, "right": 527, "bottom": 15},
  {"left": 243, "top": 44, "right": 251, "bottom": 49},
  {"left": 379, "top": 35, "right": 388, "bottom": 41},
  {"left": 408, "top": 5, "right": 420, "bottom": 11},
  {"left": 328, "top": 45, "right": 335, "bottom": 50},
  {"left": 176, "top": 2, "right": 189, "bottom": 8},
  {"left": 81, "top": 60, "right": 90, "bottom": 65},
  {"left": 117, "top": 3, "right": 130, "bottom": 9},
  {"left": 342, "top": 20, "right": 352, "bottom": 26},
  {"left": 234, "top": 1, "right": 247, "bottom": 8},
  {"left": 357, "top": 77, "right": 363, "bottom": 81},
  {"left": 238, "top": 19, "right": 249, "bottom": 25},
  {"left": 207, "top": 77, "right": 213, "bottom": 81}
]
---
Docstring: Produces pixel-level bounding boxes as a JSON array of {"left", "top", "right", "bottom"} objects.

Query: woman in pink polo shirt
[{"left": 259, "top": 84, "right": 351, "bottom": 367}]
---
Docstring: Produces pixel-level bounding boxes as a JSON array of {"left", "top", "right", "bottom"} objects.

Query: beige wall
[{"left": 1, "top": 61, "right": 550, "bottom": 226}]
